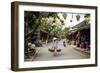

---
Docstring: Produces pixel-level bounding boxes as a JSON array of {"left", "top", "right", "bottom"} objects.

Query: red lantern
[
  {"left": 52, "top": 20, "right": 55, "bottom": 23},
  {"left": 60, "top": 19, "right": 64, "bottom": 25},
  {"left": 52, "top": 18, "right": 56, "bottom": 24}
]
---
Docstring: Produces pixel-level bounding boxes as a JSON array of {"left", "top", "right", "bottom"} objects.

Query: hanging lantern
[
  {"left": 60, "top": 19, "right": 64, "bottom": 25},
  {"left": 62, "top": 13, "right": 67, "bottom": 20},
  {"left": 70, "top": 13, "right": 73, "bottom": 22},
  {"left": 52, "top": 18, "right": 56, "bottom": 24},
  {"left": 70, "top": 20, "right": 72, "bottom": 22},
  {"left": 52, "top": 20, "right": 55, "bottom": 23},
  {"left": 76, "top": 14, "right": 80, "bottom": 21}
]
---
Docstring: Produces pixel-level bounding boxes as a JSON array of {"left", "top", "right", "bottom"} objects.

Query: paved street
[{"left": 31, "top": 39, "right": 90, "bottom": 61}]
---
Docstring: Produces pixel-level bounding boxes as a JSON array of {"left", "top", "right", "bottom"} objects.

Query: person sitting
[{"left": 63, "top": 41, "right": 66, "bottom": 47}]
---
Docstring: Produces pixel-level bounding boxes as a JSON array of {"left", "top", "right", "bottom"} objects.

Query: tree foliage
[
  {"left": 24, "top": 11, "right": 70, "bottom": 40},
  {"left": 62, "top": 27, "right": 70, "bottom": 38}
]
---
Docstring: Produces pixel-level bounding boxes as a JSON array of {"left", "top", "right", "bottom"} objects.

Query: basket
[
  {"left": 48, "top": 48, "right": 61, "bottom": 52},
  {"left": 48, "top": 48, "right": 54, "bottom": 52},
  {"left": 57, "top": 49, "right": 61, "bottom": 52}
]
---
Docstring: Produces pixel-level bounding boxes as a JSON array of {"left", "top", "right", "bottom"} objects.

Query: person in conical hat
[{"left": 52, "top": 37, "right": 59, "bottom": 56}]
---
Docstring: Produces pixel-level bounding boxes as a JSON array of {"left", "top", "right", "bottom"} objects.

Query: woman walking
[{"left": 52, "top": 37, "right": 59, "bottom": 56}]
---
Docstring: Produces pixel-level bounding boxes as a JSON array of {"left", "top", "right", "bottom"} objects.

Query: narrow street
[
  {"left": 24, "top": 12, "right": 91, "bottom": 62},
  {"left": 32, "top": 39, "right": 90, "bottom": 61}
]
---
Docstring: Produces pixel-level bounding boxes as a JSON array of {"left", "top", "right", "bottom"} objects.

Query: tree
[
  {"left": 39, "top": 12, "right": 61, "bottom": 44},
  {"left": 25, "top": 11, "right": 63, "bottom": 44},
  {"left": 62, "top": 27, "right": 70, "bottom": 38}
]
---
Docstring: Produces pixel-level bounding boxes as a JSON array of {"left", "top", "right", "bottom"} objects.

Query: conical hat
[{"left": 53, "top": 37, "right": 57, "bottom": 40}]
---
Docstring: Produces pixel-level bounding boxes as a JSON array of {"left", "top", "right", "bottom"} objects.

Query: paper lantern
[
  {"left": 76, "top": 14, "right": 80, "bottom": 21},
  {"left": 62, "top": 13, "right": 67, "bottom": 19}
]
